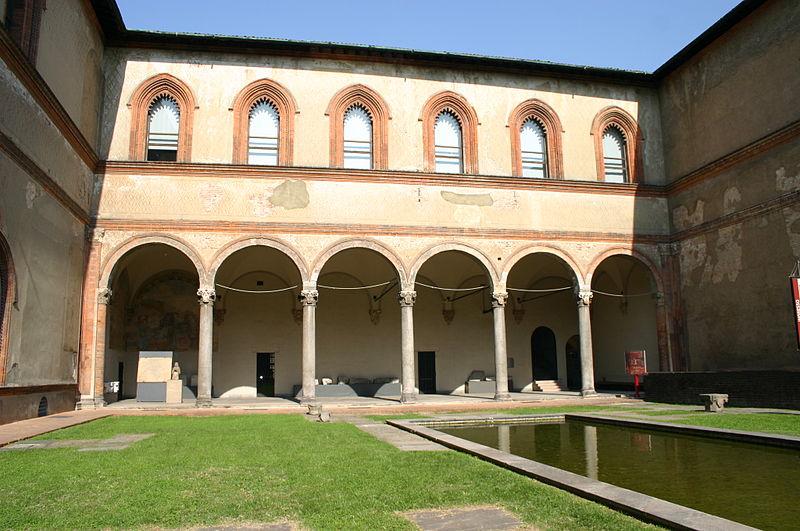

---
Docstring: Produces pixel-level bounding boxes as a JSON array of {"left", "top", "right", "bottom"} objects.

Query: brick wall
[
  {"left": 645, "top": 370, "right": 800, "bottom": 409},
  {"left": 0, "top": 384, "right": 78, "bottom": 424}
]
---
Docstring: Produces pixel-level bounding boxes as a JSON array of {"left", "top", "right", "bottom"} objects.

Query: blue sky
[{"left": 116, "top": 1, "right": 743, "bottom": 72}]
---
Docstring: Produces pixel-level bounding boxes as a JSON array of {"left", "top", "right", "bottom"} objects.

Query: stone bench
[{"left": 699, "top": 393, "right": 729, "bottom": 412}]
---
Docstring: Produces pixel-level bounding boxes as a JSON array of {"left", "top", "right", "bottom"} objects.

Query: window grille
[
  {"left": 248, "top": 99, "right": 280, "bottom": 165},
  {"left": 521, "top": 118, "right": 548, "bottom": 178},
  {"left": 434, "top": 111, "right": 463, "bottom": 173},
  {"left": 147, "top": 96, "right": 180, "bottom": 161},
  {"left": 343, "top": 105, "right": 372, "bottom": 169},
  {"left": 602, "top": 126, "right": 628, "bottom": 182}
]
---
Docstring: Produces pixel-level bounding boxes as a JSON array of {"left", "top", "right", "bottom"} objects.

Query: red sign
[
  {"left": 791, "top": 276, "right": 800, "bottom": 350},
  {"left": 625, "top": 350, "right": 647, "bottom": 375}
]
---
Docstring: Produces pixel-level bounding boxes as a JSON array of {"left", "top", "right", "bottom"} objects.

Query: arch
[
  {"left": 0, "top": 232, "right": 17, "bottom": 385},
  {"left": 508, "top": 99, "right": 564, "bottom": 179},
  {"left": 420, "top": 91, "right": 479, "bottom": 174},
  {"left": 99, "top": 234, "right": 206, "bottom": 289},
  {"left": 586, "top": 247, "right": 664, "bottom": 295},
  {"left": 590, "top": 106, "right": 643, "bottom": 183},
  {"left": 501, "top": 244, "right": 584, "bottom": 289},
  {"left": 325, "top": 84, "right": 390, "bottom": 169},
  {"left": 231, "top": 78, "right": 298, "bottom": 165},
  {"left": 310, "top": 238, "right": 406, "bottom": 285},
  {"left": 409, "top": 242, "right": 499, "bottom": 289},
  {"left": 532, "top": 326, "right": 558, "bottom": 380},
  {"left": 128, "top": 73, "right": 196, "bottom": 161},
  {"left": 209, "top": 236, "right": 308, "bottom": 285}
]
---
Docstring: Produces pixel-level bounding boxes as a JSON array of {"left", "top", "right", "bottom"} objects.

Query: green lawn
[
  {"left": 665, "top": 412, "right": 800, "bottom": 436},
  {"left": 0, "top": 415, "right": 654, "bottom": 531}
]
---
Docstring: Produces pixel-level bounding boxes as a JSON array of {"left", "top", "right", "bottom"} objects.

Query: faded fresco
[{"left": 125, "top": 272, "right": 199, "bottom": 351}]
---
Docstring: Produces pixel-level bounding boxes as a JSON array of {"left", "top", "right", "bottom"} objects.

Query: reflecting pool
[{"left": 440, "top": 419, "right": 800, "bottom": 530}]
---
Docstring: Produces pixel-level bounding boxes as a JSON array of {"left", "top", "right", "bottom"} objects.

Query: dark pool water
[{"left": 440, "top": 420, "right": 800, "bottom": 530}]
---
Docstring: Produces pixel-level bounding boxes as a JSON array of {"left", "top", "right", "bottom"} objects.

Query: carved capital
[
  {"left": 97, "top": 288, "right": 112, "bottom": 305},
  {"left": 398, "top": 290, "right": 416, "bottom": 307},
  {"left": 577, "top": 290, "right": 593, "bottom": 307},
  {"left": 655, "top": 291, "right": 666, "bottom": 306},
  {"left": 369, "top": 308, "right": 382, "bottom": 325},
  {"left": 197, "top": 288, "right": 216, "bottom": 304},
  {"left": 491, "top": 291, "right": 508, "bottom": 308},
  {"left": 299, "top": 289, "right": 319, "bottom": 306}
]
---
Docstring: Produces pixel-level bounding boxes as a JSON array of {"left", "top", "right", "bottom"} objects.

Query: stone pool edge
[{"left": 388, "top": 417, "right": 756, "bottom": 531}]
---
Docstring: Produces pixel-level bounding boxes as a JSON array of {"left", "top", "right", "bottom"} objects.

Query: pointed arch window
[
  {"left": 434, "top": 111, "right": 463, "bottom": 173},
  {"left": 602, "top": 126, "right": 628, "bottom": 183},
  {"left": 129, "top": 74, "right": 196, "bottom": 162},
  {"left": 248, "top": 99, "right": 280, "bottom": 165},
  {"left": 520, "top": 118, "right": 548, "bottom": 178},
  {"left": 591, "top": 106, "right": 642, "bottom": 183},
  {"left": 146, "top": 96, "right": 180, "bottom": 161},
  {"left": 343, "top": 105, "right": 373, "bottom": 169}
]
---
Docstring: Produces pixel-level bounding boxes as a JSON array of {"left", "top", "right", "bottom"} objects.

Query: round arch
[
  {"left": 586, "top": 247, "right": 663, "bottom": 294},
  {"left": 310, "top": 238, "right": 406, "bottom": 285},
  {"left": 501, "top": 245, "right": 585, "bottom": 289},
  {"left": 409, "top": 242, "right": 499, "bottom": 289},
  {"left": 209, "top": 236, "right": 308, "bottom": 285},
  {"left": 99, "top": 234, "right": 206, "bottom": 289}
]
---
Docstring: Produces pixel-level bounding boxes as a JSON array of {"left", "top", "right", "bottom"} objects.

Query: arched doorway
[
  {"left": 590, "top": 254, "right": 660, "bottom": 390},
  {"left": 213, "top": 245, "right": 303, "bottom": 398},
  {"left": 104, "top": 243, "right": 200, "bottom": 402},
  {"left": 531, "top": 326, "right": 557, "bottom": 380},
  {"left": 565, "top": 335, "right": 581, "bottom": 390}
]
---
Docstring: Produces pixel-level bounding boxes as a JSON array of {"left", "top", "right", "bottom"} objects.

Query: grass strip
[{"left": 0, "top": 414, "right": 654, "bottom": 530}]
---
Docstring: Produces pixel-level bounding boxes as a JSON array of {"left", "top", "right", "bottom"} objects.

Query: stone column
[
  {"left": 299, "top": 289, "right": 318, "bottom": 404},
  {"left": 196, "top": 287, "right": 216, "bottom": 407},
  {"left": 76, "top": 229, "right": 104, "bottom": 410},
  {"left": 492, "top": 291, "right": 512, "bottom": 401},
  {"left": 577, "top": 290, "right": 596, "bottom": 396},
  {"left": 398, "top": 290, "right": 417, "bottom": 403},
  {"left": 655, "top": 292, "right": 672, "bottom": 372},
  {"left": 88, "top": 288, "right": 111, "bottom": 408}
]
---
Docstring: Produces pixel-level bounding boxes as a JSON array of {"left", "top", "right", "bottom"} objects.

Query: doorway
[
  {"left": 565, "top": 335, "right": 582, "bottom": 390},
  {"left": 531, "top": 327, "right": 558, "bottom": 380},
  {"left": 418, "top": 351, "right": 436, "bottom": 394},
  {"left": 256, "top": 352, "right": 275, "bottom": 397}
]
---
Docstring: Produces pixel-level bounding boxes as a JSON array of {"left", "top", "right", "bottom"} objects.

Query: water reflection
[{"left": 441, "top": 420, "right": 800, "bottom": 530}]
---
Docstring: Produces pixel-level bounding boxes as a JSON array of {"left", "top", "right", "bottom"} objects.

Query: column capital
[
  {"left": 491, "top": 291, "right": 508, "bottom": 308},
  {"left": 577, "top": 290, "right": 593, "bottom": 307},
  {"left": 197, "top": 288, "right": 216, "bottom": 304},
  {"left": 97, "top": 288, "right": 112, "bottom": 305},
  {"left": 655, "top": 291, "right": 666, "bottom": 306},
  {"left": 398, "top": 290, "right": 416, "bottom": 307},
  {"left": 299, "top": 289, "right": 319, "bottom": 306}
]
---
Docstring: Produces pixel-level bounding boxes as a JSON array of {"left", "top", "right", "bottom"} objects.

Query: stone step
[{"left": 535, "top": 380, "right": 568, "bottom": 393}]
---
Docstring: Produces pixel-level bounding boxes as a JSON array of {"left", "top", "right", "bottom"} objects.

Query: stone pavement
[
  {"left": 0, "top": 409, "right": 111, "bottom": 447},
  {"left": 336, "top": 415, "right": 447, "bottom": 451},
  {"left": 402, "top": 506, "right": 526, "bottom": 531}
]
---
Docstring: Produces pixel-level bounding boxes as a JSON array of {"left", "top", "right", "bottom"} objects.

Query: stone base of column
[
  {"left": 581, "top": 389, "right": 597, "bottom": 397},
  {"left": 196, "top": 397, "right": 213, "bottom": 408},
  {"left": 400, "top": 392, "right": 418, "bottom": 404},
  {"left": 299, "top": 396, "right": 317, "bottom": 405},
  {"left": 494, "top": 392, "right": 513, "bottom": 401},
  {"left": 76, "top": 397, "right": 105, "bottom": 410}
]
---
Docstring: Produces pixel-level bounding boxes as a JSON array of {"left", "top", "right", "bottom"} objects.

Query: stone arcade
[{"left": 0, "top": 0, "right": 798, "bottom": 422}]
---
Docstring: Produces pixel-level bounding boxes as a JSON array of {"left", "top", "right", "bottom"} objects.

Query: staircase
[{"left": 534, "top": 380, "right": 568, "bottom": 393}]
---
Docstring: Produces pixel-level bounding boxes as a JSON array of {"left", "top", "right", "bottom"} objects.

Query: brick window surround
[
  {"left": 508, "top": 99, "right": 564, "bottom": 179},
  {"left": 591, "top": 106, "right": 643, "bottom": 182},
  {"left": 128, "top": 73, "right": 196, "bottom": 162},
  {"left": 5, "top": 0, "right": 46, "bottom": 63},
  {"left": 0, "top": 233, "right": 16, "bottom": 385},
  {"left": 325, "top": 84, "right": 390, "bottom": 169},
  {"left": 420, "top": 91, "right": 479, "bottom": 174},
  {"left": 232, "top": 78, "right": 297, "bottom": 165}
]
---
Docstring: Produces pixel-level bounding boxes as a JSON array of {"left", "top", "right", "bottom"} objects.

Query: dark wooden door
[
  {"left": 532, "top": 327, "right": 558, "bottom": 380},
  {"left": 565, "top": 335, "right": 582, "bottom": 390},
  {"left": 256, "top": 352, "right": 275, "bottom": 396},
  {"left": 418, "top": 351, "right": 436, "bottom": 394}
]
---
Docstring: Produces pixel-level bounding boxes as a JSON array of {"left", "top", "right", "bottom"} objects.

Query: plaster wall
[
  {"left": 35, "top": 0, "right": 105, "bottom": 148},
  {"left": 0, "top": 155, "right": 85, "bottom": 385},
  {"left": 95, "top": 174, "right": 669, "bottom": 237},
  {"left": 0, "top": 57, "right": 93, "bottom": 212},
  {"left": 100, "top": 48, "right": 665, "bottom": 184},
  {"left": 659, "top": 0, "right": 800, "bottom": 181}
]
